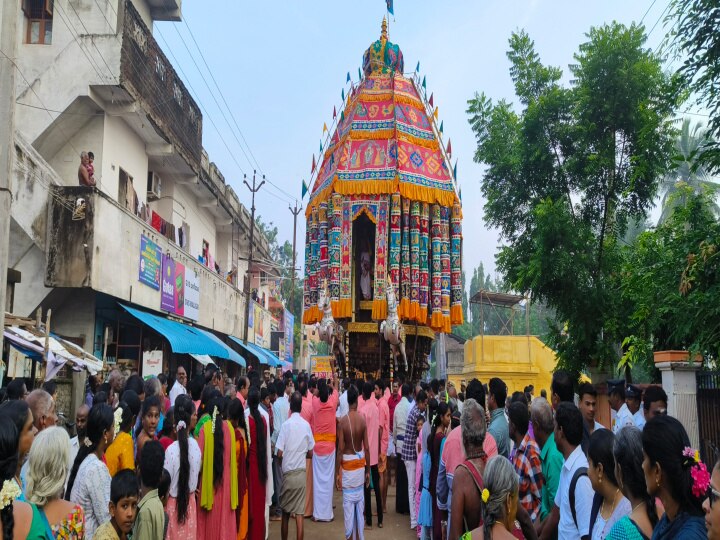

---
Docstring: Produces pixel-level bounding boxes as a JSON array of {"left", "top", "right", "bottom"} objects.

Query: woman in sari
[
  {"left": 197, "top": 396, "right": 238, "bottom": 540},
  {"left": 228, "top": 399, "right": 249, "bottom": 540},
  {"left": 247, "top": 388, "right": 268, "bottom": 540}
]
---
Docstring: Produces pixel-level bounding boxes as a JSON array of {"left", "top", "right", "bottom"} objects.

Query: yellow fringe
[
  {"left": 372, "top": 299, "right": 388, "bottom": 321},
  {"left": 360, "top": 92, "right": 393, "bottom": 102},
  {"left": 303, "top": 306, "right": 321, "bottom": 325},
  {"left": 451, "top": 304, "right": 464, "bottom": 326},
  {"left": 418, "top": 307, "right": 428, "bottom": 326},
  {"left": 430, "top": 311, "right": 445, "bottom": 332},
  {"left": 335, "top": 178, "right": 398, "bottom": 196},
  {"left": 349, "top": 128, "right": 396, "bottom": 140},
  {"left": 399, "top": 183, "right": 459, "bottom": 209},
  {"left": 333, "top": 299, "right": 352, "bottom": 319},
  {"left": 393, "top": 93, "right": 425, "bottom": 109},
  {"left": 398, "top": 297, "right": 411, "bottom": 319},
  {"left": 398, "top": 131, "right": 440, "bottom": 150},
  {"left": 409, "top": 301, "right": 419, "bottom": 321}
]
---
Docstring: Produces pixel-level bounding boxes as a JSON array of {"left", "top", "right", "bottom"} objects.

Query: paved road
[{"left": 269, "top": 478, "right": 418, "bottom": 539}]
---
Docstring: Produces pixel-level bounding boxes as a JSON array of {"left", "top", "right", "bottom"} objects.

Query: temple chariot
[{"left": 302, "top": 20, "right": 463, "bottom": 380}]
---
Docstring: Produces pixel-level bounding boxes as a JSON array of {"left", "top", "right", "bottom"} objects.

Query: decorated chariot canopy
[{"left": 303, "top": 19, "right": 463, "bottom": 335}]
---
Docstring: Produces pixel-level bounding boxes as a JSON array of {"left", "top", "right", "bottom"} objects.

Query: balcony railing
[
  {"left": 120, "top": 0, "right": 202, "bottom": 173},
  {"left": 46, "top": 186, "right": 245, "bottom": 337}
]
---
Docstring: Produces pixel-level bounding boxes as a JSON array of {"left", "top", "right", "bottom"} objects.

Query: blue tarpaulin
[
  {"left": 122, "top": 305, "right": 240, "bottom": 364},
  {"left": 228, "top": 336, "right": 283, "bottom": 367}
]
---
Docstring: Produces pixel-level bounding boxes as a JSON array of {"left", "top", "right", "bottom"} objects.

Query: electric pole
[
  {"left": 289, "top": 201, "right": 302, "bottom": 313},
  {"left": 0, "top": 0, "right": 18, "bottom": 352},
  {"left": 242, "top": 171, "right": 264, "bottom": 345},
  {"left": 289, "top": 200, "right": 302, "bottom": 369}
]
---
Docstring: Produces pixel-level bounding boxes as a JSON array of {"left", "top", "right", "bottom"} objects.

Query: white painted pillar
[{"left": 656, "top": 361, "right": 700, "bottom": 449}]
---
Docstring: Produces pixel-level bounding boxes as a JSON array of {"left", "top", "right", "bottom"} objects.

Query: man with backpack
[{"left": 552, "top": 402, "right": 594, "bottom": 540}]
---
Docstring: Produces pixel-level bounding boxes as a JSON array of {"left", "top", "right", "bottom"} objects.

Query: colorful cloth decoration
[
  {"left": 450, "top": 202, "right": 463, "bottom": 325},
  {"left": 301, "top": 22, "right": 463, "bottom": 331},
  {"left": 410, "top": 201, "right": 421, "bottom": 319},
  {"left": 419, "top": 202, "right": 430, "bottom": 324},
  {"left": 399, "top": 198, "right": 411, "bottom": 318},
  {"left": 440, "top": 206, "right": 452, "bottom": 333}
]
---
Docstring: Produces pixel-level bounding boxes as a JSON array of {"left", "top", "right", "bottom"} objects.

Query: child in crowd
[
  {"left": 93, "top": 470, "right": 139, "bottom": 540},
  {"left": 133, "top": 440, "right": 166, "bottom": 540}
]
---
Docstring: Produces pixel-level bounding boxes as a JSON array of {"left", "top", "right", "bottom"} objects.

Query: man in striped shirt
[{"left": 401, "top": 389, "right": 428, "bottom": 529}]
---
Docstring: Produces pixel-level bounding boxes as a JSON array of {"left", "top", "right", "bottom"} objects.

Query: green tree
[
  {"left": 658, "top": 118, "right": 718, "bottom": 222},
  {"left": 667, "top": 0, "right": 720, "bottom": 172},
  {"left": 467, "top": 24, "right": 676, "bottom": 374},
  {"left": 621, "top": 186, "right": 720, "bottom": 366},
  {"left": 255, "top": 216, "right": 303, "bottom": 359}
]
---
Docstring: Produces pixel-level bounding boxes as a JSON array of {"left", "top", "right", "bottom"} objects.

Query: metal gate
[{"left": 697, "top": 371, "right": 720, "bottom": 463}]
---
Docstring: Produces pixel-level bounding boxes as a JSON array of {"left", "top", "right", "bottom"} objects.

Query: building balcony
[
  {"left": 45, "top": 185, "right": 245, "bottom": 337},
  {"left": 17, "top": 1, "right": 201, "bottom": 176}
]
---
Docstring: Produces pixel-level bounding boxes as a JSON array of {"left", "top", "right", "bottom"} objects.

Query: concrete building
[{"left": 7, "top": 0, "right": 278, "bottom": 412}]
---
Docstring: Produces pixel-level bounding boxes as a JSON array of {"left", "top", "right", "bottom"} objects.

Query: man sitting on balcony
[{"left": 78, "top": 151, "right": 96, "bottom": 187}]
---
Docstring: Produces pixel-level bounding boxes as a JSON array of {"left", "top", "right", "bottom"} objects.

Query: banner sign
[
  {"left": 284, "top": 309, "right": 294, "bottom": 364},
  {"left": 139, "top": 235, "right": 161, "bottom": 290},
  {"left": 310, "top": 355, "right": 333, "bottom": 379},
  {"left": 161, "top": 255, "right": 200, "bottom": 321},
  {"left": 142, "top": 350, "right": 163, "bottom": 378},
  {"left": 254, "top": 303, "right": 270, "bottom": 349}
]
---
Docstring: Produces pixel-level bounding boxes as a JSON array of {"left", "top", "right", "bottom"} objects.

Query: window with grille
[{"left": 22, "top": 0, "right": 53, "bottom": 44}]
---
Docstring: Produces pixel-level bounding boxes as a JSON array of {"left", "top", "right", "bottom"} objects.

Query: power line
[
  {"left": 640, "top": 0, "right": 659, "bottom": 24},
  {"left": 170, "top": 20, "right": 297, "bottom": 204}
]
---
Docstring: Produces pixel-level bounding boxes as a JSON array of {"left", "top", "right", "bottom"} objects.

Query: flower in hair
[
  {"left": 683, "top": 446, "right": 711, "bottom": 498},
  {"left": 177, "top": 420, "right": 187, "bottom": 431},
  {"left": 211, "top": 406, "right": 219, "bottom": 433},
  {"left": 0, "top": 479, "right": 21, "bottom": 510},
  {"left": 83, "top": 437, "right": 93, "bottom": 447},
  {"left": 114, "top": 407, "right": 123, "bottom": 437},
  {"left": 481, "top": 488, "right": 490, "bottom": 503},
  {"left": 691, "top": 461, "right": 711, "bottom": 498}
]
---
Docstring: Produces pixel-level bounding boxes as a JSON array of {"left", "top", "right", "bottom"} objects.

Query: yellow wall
[{"left": 449, "top": 335, "right": 557, "bottom": 397}]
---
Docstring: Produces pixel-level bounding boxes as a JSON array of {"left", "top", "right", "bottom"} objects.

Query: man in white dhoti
[
  {"left": 336, "top": 385, "right": 370, "bottom": 540},
  {"left": 311, "top": 379, "right": 338, "bottom": 521}
]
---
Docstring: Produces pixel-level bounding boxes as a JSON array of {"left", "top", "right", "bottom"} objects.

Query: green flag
[
  {"left": 302, "top": 180, "right": 308, "bottom": 199},
  {"left": 342, "top": 88, "right": 345, "bottom": 101},
  {"left": 358, "top": 67, "right": 362, "bottom": 81},
  {"left": 422, "top": 76, "right": 426, "bottom": 90},
  {"left": 439, "top": 120, "right": 444, "bottom": 134}
]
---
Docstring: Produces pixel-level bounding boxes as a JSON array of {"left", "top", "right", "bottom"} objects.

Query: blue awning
[
  {"left": 122, "top": 305, "right": 230, "bottom": 359},
  {"left": 197, "top": 329, "right": 246, "bottom": 367},
  {"left": 228, "top": 336, "right": 282, "bottom": 367}
]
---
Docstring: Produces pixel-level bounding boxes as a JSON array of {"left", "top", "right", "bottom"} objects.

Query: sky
[{"left": 156, "top": 0, "right": 675, "bottom": 282}]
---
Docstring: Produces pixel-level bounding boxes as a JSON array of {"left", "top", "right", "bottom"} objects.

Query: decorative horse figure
[
  {"left": 380, "top": 275, "right": 407, "bottom": 372},
  {"left": 316, "top": 281, "right": 345, "bottom": 367}
]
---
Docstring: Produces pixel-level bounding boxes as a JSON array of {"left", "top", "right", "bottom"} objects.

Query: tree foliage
[
  {"left": 658, "top": 118, "right": 719, "bottom": 222},
  {"left": 667, "top": 0, "right": 720, "bottom": 172},
  {"left": 621, "top": 186, "right": 720, "bottom": 365},
  {"left": 255, "top": 216, "right": 303, "bottom": 359},
  {"left": 467, "top": 24, "right": 676, "bottom": 373}
]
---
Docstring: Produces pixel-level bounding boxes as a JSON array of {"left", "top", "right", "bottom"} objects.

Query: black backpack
[{"left": 569, "top": 467, "right": 601, "bottom": 531}]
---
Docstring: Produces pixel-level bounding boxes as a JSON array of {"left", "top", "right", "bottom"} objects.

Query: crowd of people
[{"left": 0, "top": 366, "right": 719, "bottom": 540}]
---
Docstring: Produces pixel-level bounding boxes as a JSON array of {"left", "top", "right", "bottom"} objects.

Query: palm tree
[{"left": 658, "top": 118, "right": 719, "bottom": 223}]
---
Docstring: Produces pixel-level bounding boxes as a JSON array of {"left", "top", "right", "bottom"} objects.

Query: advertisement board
[
  {"left": 138, "top": 235, "right": 161, "bottom": 290},
  {"left": 142, "top": 350, "right": 163, "bottom": 378},
  {"left": 254, "top": 303, "right": 270, "bottom": 349},
  {"left": 284, "top": 309, "right": 294, "bottom": 364},
  {"left": 310, "top": 355, "right": 333, "bottom": 379},
  {"left": 160, "top": 255, "right": 199, "bottom": 321}
]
